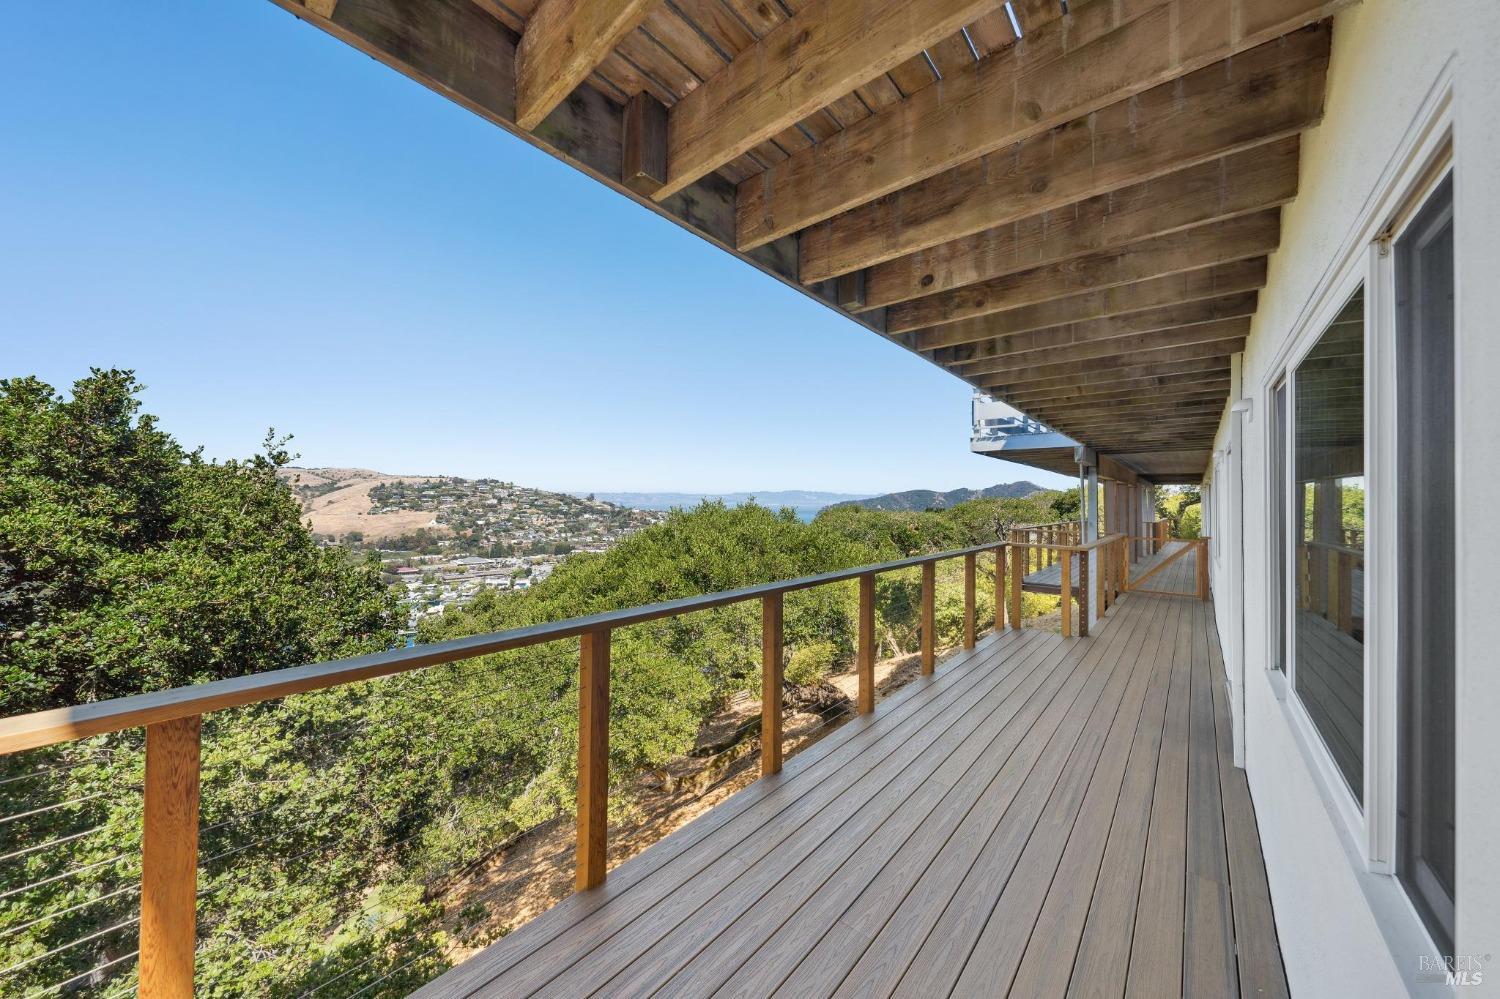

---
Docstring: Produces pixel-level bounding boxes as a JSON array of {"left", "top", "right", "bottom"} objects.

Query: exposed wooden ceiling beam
[
  {"left": 1011, "top": 374, "right": 1235, "bottom": 404},
  {"left": 1002, "top": 386, "right": 1235, "bottom": 418},
  {"left": 784, "top": 22, "right": 1331, "bottom": 273},
  {"left": 1009, "top": 383, "right": 1233, "bottom": 410},
  {"left": 1078, "top": 439, "right": 1219, "bottom": 453},
  {"left": 958, "top": 318, "right": 1250, "bottom": 379},
  {"left": 1042, "top": 426, "right": 1221, "bottom": 446},
  {"left": 852, "top": 137, "right": 1299, "bottom": 303},
  {"left": 1032, "top": 393, "right": 1230, "bottom": 417},
  {"left": 891, "top": 210, "right": 1279, "bottom": 333},
  {"left": 917, "top": 260, "right": 1267, "bottom": 351},
  {"left": 516, "top": 0, "right": 664, "bottom": 130},
  {"left": 650, "top": 0, "right": 1005, "bottom": 202},
  {"left": 974, "top": 337, "right": 1242, "bottom": 384},
  {"left": 937, "top": 293, "right": 1258, "bottom": 367},
  {"left": 1039, "top": 409, "right": 1226, "bottom": 432},
  {"left": 743, "top": 0, "right": 1343, "bottom": 252},
  {"left": 985, "top": 356, "right": 1234, "bottom": 396},
  {"left": 1056, "top": 425, "right": 1222, "bottom": 444}
]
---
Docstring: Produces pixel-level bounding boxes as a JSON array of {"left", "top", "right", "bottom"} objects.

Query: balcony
[
  {"left": 416, "top": 543, "right": 1282, "bottom": 997},
  {"left": 0, "top": 537, "right": 1278, "bottom": 997}
]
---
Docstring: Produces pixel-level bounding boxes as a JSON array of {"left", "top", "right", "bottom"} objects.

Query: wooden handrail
[
  {"left": 0, "top": 541, "right": 1010, "bottom": 756},
  {"left": 1002, "top": 533, "right": 1128, "bottom": 638},
  {"left": 3, "top": 539, "right": 1025, "bottom": 996}
]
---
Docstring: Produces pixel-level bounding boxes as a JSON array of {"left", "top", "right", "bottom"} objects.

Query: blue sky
[{"left": 0, "top": 2, "right": 1070, "bottom": 494}]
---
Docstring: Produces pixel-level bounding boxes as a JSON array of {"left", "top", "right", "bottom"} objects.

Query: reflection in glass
[
  {"left": 1293, "top": 288, "right": 1365, "bottom": 803},
  {"left": 1395, "top": 174, "right": 1455, "bottom": 953}
]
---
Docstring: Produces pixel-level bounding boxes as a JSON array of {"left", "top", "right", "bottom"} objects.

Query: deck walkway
[
  {"left": 1021, "top": 539, "right": 1198, "bottom": 597},
  {"left": 418, "top": 554, "right": 1285, "bottom": 998}
]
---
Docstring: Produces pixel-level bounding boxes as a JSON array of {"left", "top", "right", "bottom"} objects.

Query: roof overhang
[{"left": 267, "top": 0, "right": 1344, "bottom": 479}]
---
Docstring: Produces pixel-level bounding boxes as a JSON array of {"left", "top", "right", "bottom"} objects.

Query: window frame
[{"left": 1253, "top": 75, "right": 1454, "bottom": 969}]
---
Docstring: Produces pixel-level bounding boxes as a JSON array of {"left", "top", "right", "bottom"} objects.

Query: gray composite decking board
[
  {"left": 1063, "top": 598, "right": 1179, "bottom": 998},
  {"left": 414, "top": 626, "right": 1047, "bottom": 997},
  {"left": 577, "top": 624, "right": 1094, "bottom": 997},
  {"left": 422, "top": 553, "right": 1286, "bottom": 998},
  {"left": 1124, "top": 581, "right": 1194, "bottom": 999},
  {"left": 631, "top": 612, "right": 1123, "bottom": 998},
  {"left": 507, "top": 632, "right": 1046, "bottom": 997},
  {"left": 1010, "top": 594, "right": 1183, "bottom": 999},
  {"left": 1184, "top": 595, "right": 1238, "bottom": 998},
  {"left": 866, "top": 594, "right": 1159, "bottom": 997},
  {"left": 1209, "top": 624, "right": 1290, "bottom": 999},
  {"left": 944, "top": 589, "right": 1176, "bottom": 998},
  {"left": 754, "top": 600, "right": 1165, "bottom": 998}
]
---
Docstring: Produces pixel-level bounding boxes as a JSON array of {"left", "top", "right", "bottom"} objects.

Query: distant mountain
[
  {"left": 828, "top": 481, "right": 1048, "bottom": 512},
  {"left": 586, "top": 490, "right": 873, "bottom": 512}
]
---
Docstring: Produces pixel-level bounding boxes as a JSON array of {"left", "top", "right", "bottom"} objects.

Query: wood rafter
[
  {"left": 744, "top": 5, "right": 1340, "bottom": 252},
  {"left": 651, "top": 0, "right": 1005, "bottom": 201},
  {"left": 974, "top": 337, "right": 1242, "bottom": 385},
  {"left": 1010, "top": 378, "right": 1234, "bottom": 408},
  {"left": 266, "top": 0, "right": 1347, "bottom": 483},
  {"left": 1030, "top": 385, "right": 1232, "bottom": 410},
  {"left": 785, "top": 23, "right": 1331, "bottom": 275},
  {"left": 958, "top": 318, "right": 1250, "bottom": 379},
  {"left": 985, "top": 356, "right": 1235, "bottom": 396},
  {"left": 516, "top": 0, "right": 663, "bottom": 130},
  {"left": 856, "top": 137, "right": 1299, "bottom": 309},
  {"left": 917, "top": 260, "right": 1268, "bottom": 351},
  {"left": 935, "top": 293, "right": 1259, "bottom": 367},
  {"left": 890, "top": 210, "right": 1280, "bottom": 333}
]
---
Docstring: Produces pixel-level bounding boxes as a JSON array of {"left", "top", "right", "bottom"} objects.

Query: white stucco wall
[{"left": 1207, "top": 1, "right": 1500, "bottom": 994}]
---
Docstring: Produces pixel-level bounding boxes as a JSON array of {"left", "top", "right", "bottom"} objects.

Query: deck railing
[
  {"left": 1, "top": 539, "right": 1105, "bottom": 997},
  {"left": 1005, "top": 533, "right": 1130, "bottom": 640},
  {"left": 1122, "top": 535, "right": 1212, "bottom": 601},
  {"left": 1007, "top": 521, "right": 1083, "bottom": 572}
]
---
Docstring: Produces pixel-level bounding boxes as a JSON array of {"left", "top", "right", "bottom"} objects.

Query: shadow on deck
[{"left": 418, "top": 578, "right": 1285, "bottom": 998}]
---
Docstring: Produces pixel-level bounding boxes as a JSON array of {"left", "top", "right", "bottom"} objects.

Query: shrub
[{"left": 786, "top": 640, "right": 841, "bottom": 687}]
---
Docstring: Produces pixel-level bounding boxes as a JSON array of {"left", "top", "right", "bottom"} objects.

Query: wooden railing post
[
  {"left": 1196, "top": 538, "right": 1210, "bottom": 601},
  {"left": 1060, "top": 548, "right": 1074, "bottom": 638},
  {"left": 140, "top": 716, "right": 201, "bottom": 999},
  {"left": 576, "top": 628, "right": 610, "bottom": 890},
  {"left": 962, "top": 552, "right": 976, "bottom": 650},
  {"left": 1119, "top": 536, "right": 1130, "bottom": 594},
  {"left": 1078, "top": 551, "right": 1090, "bottom": 638},
  {"left": 1098, "top": 546, "right": 1110, "bottom": 615},
  {"left": 994, "top": 547, "right": 1007, "bottom": 633},
  {"left": 1010, "top": 543, "right": 1024, "bottom": 630},
  {"left": 761, "top": 593, "right": 783, "bottom": 776},
  {"left": 857, "top": 573, "right": 875, "bottom": 714},
  {"left": 920, "top": 561, "right": 936, "bottom": 676}
]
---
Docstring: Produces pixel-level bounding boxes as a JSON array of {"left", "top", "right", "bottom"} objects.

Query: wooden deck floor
[{"left": 418, "top": 556, "right": 1286, "bottom": 998}]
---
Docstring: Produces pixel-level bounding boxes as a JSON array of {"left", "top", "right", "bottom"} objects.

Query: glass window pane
[
  {"left": 1293, "top": 288, "right": 1365, "bottom": 803},
  {"left": 1396, "top": 173, "right": 1455, "bottom": 953}
]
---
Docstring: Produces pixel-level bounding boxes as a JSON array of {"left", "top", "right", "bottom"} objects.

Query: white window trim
[{"left": 1253, "top": 62, "right": 1455, "bottom": 973}]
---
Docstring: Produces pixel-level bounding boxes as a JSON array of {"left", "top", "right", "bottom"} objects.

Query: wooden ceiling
[{"left": 271, "top": 0, "right": 1346, "bottom": 482}]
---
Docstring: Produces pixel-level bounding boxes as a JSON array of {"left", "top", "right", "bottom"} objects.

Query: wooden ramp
[{"left": 417, "top": 575, "right": 1285, "bottom": 998}]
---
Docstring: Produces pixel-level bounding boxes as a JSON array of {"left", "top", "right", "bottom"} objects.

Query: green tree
[{"left": 0, "top": 371, "right": 399, "bottom": 715}]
